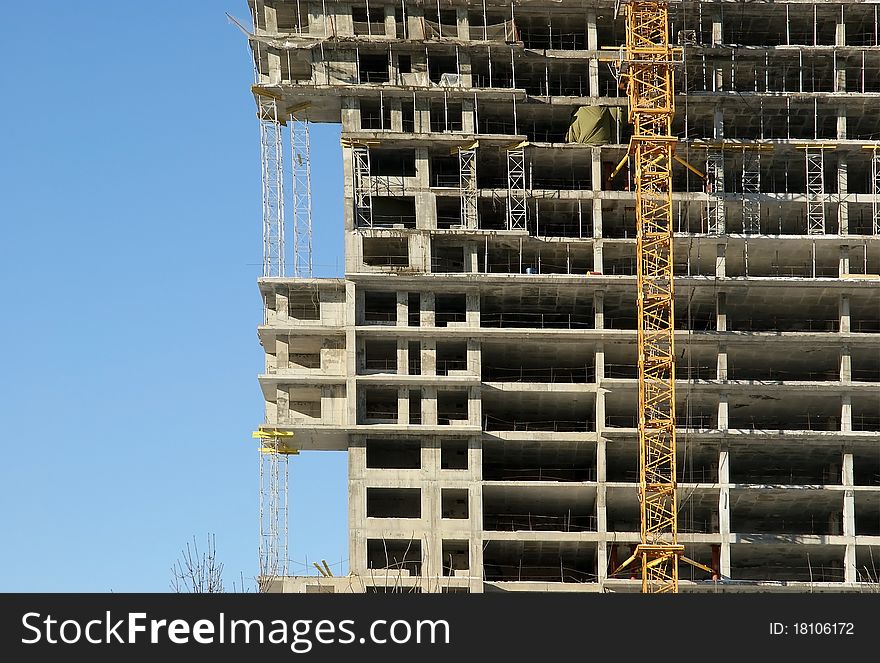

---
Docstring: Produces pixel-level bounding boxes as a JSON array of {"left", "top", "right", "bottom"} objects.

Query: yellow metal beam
[
  {"left": 252, "top": 429, "right": 299, "bottom": 455},
  {"left": 673, "top": 155, "right": 705, "bottom": 179}
]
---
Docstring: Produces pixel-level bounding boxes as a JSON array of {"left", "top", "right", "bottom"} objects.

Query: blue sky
[{"left": 0, "top": 2, "right": 348, "bottom": 591}]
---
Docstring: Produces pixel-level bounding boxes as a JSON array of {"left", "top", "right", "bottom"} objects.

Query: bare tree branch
[{"left": 170, "top": 534, "right": 225, "bottom": 593}]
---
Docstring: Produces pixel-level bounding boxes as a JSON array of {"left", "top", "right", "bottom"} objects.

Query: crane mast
[{"left": 620, "top": 1, "right": 682, "bottom": 593}]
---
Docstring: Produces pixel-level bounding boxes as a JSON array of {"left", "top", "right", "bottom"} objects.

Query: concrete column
[
  {"left": 461, "top": 100, "right": 475, "bottom": 133},
  {"left": 587, "top": 11, "right": 599, "bottom": 96},
  {"left": 466, "top": 434, "right": 483, "bottom": 591},
  {"left": 839, "top": 244, "right": 850, "bottom": 276},
  {"left": 466, "top": 292, "right": 480, "bottom": 326},
  {"left": 354, "top": 287, "right": 365, "bottom": 325},
  {"left": 835, "top": 11, "right": 847, "bottom": 142},
  {"left": 586, "top": 11, "right": 598, "bottom": 50},
  {"left": 275, "top": 386, "right": 289, "bottom": 425},
  {"left": 840, "top": 344, "right": 851, "bottom": 382},
  {"left": 254, "top": 0, "right": 274, "bottom": 32},
  {"left": 596, "top": 436, "right": 608, "bottom": 582},
  {"left": 839, "top": 294, "right": 850, "bottom": 333},
  {"left": 407, "top": 7, "right": 424, "bottom": 40},
  {"left": 355, "top": 336, "right": 366, "bottom": 374},
  {"left": 414, "top": 147, "right": 430, "bottom": 187},
  {"left": 836, "top": 109, "right": 847, "bottom": 143},
  {"left": 842, "top": 451, "right": 856, "bottom": 582},
  {"left": 715, "top": 243, "right": 726, "bottom": 278},
  {"left": 397, "top": 338, "right": 408, "bottom": 376},
  {"left": 275, "top": 335, "right": 289, "bottom": 371},
  {"left": 414, "top": 94, "right": 431, "bottom": 133},
  {"left": 348, "top": 436, "right": 367, "bottom": 575},
  {"left": 718, "top": 392, "right": 729, "bottom": 430},
  {"left": 712, "top": 22, "right": 723, "bottom": 90},
  {"left": 465, "top": 243, "right": 479, "bottom": 273},
  {"left": 593, "top": 290, "right": 605, "bottom": 330},
  {"left": 307, "top": 4, "right": 324, "bottom": 37},
  {"left": 267, "top": 51, "right": 282, "bottom": 85},
  {"left": 384, "top": 4, "right": 396, "bottom": 37},
  {"left": 595, "top": 330, "right": 608, "bottom": 581},
  {"left": 841, "top": 394, "right": 852, "bottom": 432},
  {"left": 335, "top": 5, "right": 354, "bottom": 36},
  {"left": 717, "top": 341, "right": 728, "bottom": 380},
  {"left": 422, "top": 437, "right": 441, "bottom": 588},
  {"left": 390, "top": 98, "right": 403, "bottom": 132},
  {"left": 422, "top": 339, "right": 437, "bottom": 376},
  {"left": 396, "top": 291, "right": 408, "bottom": 326},
  {"left": 320, "top": 385, "right": 333, "bottom": 423},
  {"left": 467, "top": 338, "right": 481, "bottom": 376},
  {"left": 716, "top": 291, "right": 727, "bottom": 331},
  {"left": 456, "top": 6, "right": 468, "bottom": 40},
  {"left": 275, "top": 289, "right": 289, "bottom": 324},
  {"left": 592, "top": 197, "right": 604, "bottom": 271},
  {"left": 838, "top": 156, "right": 849, "bottom": 234},
  {"left": 421, "top": 291, "right": 436, "bottom": 327},
  {"left": 718, "top": 446, "right": 731, "bottom": 578},
  {"left": 467, "top": 385, "right": 481, "bottom": 425},
  {"left": 458, "top": 49, "right": 472, "bottom": 88},
  {"left": 346, "top": 281, "right": 359, "bottom": 427},
  {"left": 423, "top": 386, "right": 438, "bottom": 425},
  {"left": 397, "top": 386, "right": 409, "bottom": 424},
  {"left": 594, "top": 343, "right": 605, "bottom": 382},
  {"left": 591, "top": 147, "right": 602, "bottom": 193},
  {"left": 341, "top": 97, "right": 359, "bottom": 132},
  {"left": 355, "top": 384, "right": 366, "bottom": 425}
]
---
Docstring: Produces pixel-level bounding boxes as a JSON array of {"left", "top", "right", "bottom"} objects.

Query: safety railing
[
  {"left": 480, "top": 312, "right": 592, "bottom": 329},
  {"left": 482, "top": 366, "right": 595, "bottom": 383},
  {"left": 364, "top": 358, "right": 397, "bottom": 372},
  {"left": 483, "top": 513, "right": 597, "bottom": 532},
  {"left": 483, "top": 415, "right": 593, "bottom": 432},
  {"left": 485, "top": 466, "right": 597, "bottom": 482}
]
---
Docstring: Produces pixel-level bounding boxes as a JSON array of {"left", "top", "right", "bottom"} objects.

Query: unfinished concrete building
[{"left": 248, "top": 0, "right": 880, "bottom": 592}]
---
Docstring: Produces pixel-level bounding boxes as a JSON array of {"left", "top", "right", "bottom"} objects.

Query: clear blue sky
[{"left": 0, "top": 2, "right": 348, "bottom": 591}]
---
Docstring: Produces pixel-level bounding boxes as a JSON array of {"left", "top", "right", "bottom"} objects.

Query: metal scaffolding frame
[
  {"left": 742, "top": 150, "right": 761, "bottom": 234},
  {"left": 705, "top": 151, "right": 725, "bottom": 234},
  {"left": 290, "top": 112, "right": 314, "bottom": 277},
  {"left": 255, "top": 430, "right": 297, "bottom": 584},
  {"left": 258, "top": 94, "right": 286, "bottom": 277},
  {"left": 506, "top": 147, "right": 528, "bottom": 231},
  {"left": 459, "top": 145, "right": 478, "bottom": 228},
  {"left": 804, "top": 147, "right": 826, "bottom": 235},
  {"left": 352, "top": 146, "right": 374, "bottom": 228},
  {"left": 871, "top": 148, "right": 880, "bottom": 236}
]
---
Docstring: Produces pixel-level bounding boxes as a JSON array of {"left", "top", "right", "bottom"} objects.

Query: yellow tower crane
[{"left": 611, "top": 1, "right": 711, "bottom": 593}]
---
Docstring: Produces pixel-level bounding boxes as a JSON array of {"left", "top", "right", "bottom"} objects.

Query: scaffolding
[
  {"left": 705, "top": 151, "right": 725, "bottom": 234},
  {"left": 459, "top": 144, "right": 478, "bottom": 228},
  {"left": 870, "top": 146, "right": 880, "bottom": 236},
  {"left": 290, "top": 108, "right": 314, "bottom": 277},
  {"left": 802, "top": 145, "right": 830, "bottom": 235},
  {"left": 353, "top": 146, "right": 374, "bottom": 228},
  {"left": 254, "top": 429, "right": 297, "bottom": 584},
  {"left": 742, "top": 149, "right": 762, "bottom": 234},
  {"left": 257, "top": 90, "right": 286, "bottom": 277},
  {"left": 506, "top": 145, "right": 528, "bottom": 231}
]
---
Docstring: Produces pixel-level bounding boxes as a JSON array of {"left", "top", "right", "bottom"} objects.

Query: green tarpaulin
[{"left": 566, "top": 106, "right": 615, "bottom": 145}]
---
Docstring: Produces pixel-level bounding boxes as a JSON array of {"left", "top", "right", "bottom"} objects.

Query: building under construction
[{"left": 247, "top": 0, "right": 880, "bottom": 593}]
